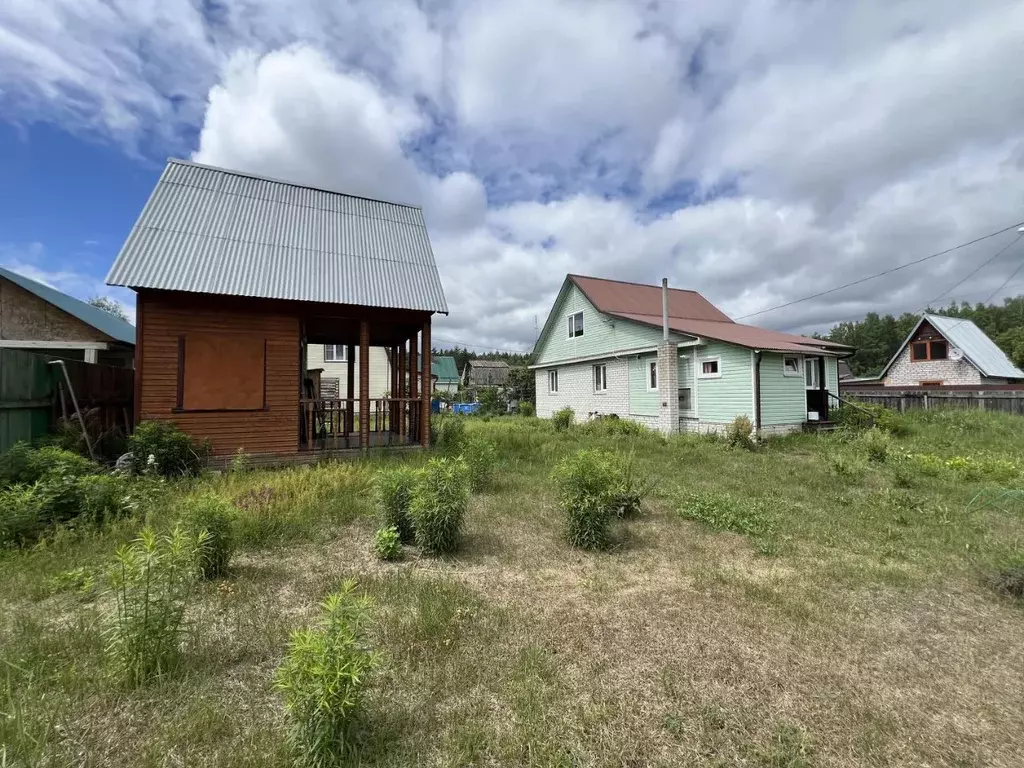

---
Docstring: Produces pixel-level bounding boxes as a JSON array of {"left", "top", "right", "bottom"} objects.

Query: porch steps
[{"left": 804, "top": 420, "right": 839, "bottom": 433}]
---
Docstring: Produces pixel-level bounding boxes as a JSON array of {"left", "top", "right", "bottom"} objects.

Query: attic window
[
  {"left": 699, "top": 358, "right": 721, "bottom": 378},
  {"left": 782, "top": 356, "right": 801, "bottom": 376},
  {"left": 567, "top": 311, "right": 584, "bottom": 338},
  {"left": 911, "top": 340, "right": 947, "bottom": 362}
]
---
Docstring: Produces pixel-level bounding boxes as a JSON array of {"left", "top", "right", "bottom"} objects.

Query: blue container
[{"left": 453, "top": 402, "right": 482, "bottom": 415}]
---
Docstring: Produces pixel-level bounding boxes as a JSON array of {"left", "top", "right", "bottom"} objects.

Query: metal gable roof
[
  {"left": 106, "top": 159, "right": 449, "bottom": 314},
  {"left": 431, "top": 355, "right": 460, "bottom": 382},
  {"left": 924, "top": 314, "right": 1024, "bottom": 379},
  {"left": 0, "top": 266, "right": 135, "bottom": 345}
]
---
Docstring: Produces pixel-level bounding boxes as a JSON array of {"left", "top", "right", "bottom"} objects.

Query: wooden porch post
[
  {"left": 409, "top": 333, "right": 418, "bottom": 443},
  {"left": 345, "top": 344, "right": 355, "bottom": 437},
  {"left": 397, "top": 342, "right": 407, "bottom": 442},
  {"left": 359, "top": 321, "right": 369, "bottom": 451},
  {"left": 390, "top": 346, "right": 399, "bottom": 436},
  {"left": 818, "top": 356, "right": 827, "bottom": 421},
  {"left": 421, "top": 318, "right": 431, "bottom": 447}
]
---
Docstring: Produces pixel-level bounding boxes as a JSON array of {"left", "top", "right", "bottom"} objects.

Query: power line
[
  {"left": 919, "top": 232, "right": 1023, "bottom": 311},
  {"left": 734, "top": 221, "right": 1024, "bottom": 321}
]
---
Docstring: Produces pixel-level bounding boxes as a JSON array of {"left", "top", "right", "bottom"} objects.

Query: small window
[
  {"left": 567, "top": 311, "right": 584, "bottom": 338},
  {"left": 911, "top": 339, "right": 949, "bottom": 362},
  {"left": 548, "top": 369, "right": 558, "bottom": 393},
  {"left": 805, "top": 357, "right": 819, "bottom": 388},
  {"left": 782, "top": 356, "right": 801, "bottom": 376},
  {"left": 930, "top": 340, "right": 948, "bottom": 360},
  {"left": 699, "top": 358, "right": 721, "bottom": 378},
  {"left": 593, "top": 364, "right": 607, "bottom": 392},
  {"left": 678, "top": 387, "right": 692, "bottom": 411},
  {"left": 323, "top": 344, "right": 347, "bottom": 363},
  {"left": 648, "top": 361, "right": 658, "bottom": 390},
  {"left": 911, "top": 342, "right": 929, "bottom": 361}
]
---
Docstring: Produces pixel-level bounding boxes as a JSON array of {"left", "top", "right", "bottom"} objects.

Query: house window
[
  {"left": 177, "top": 333, "right": 266, "bottom": 411},
  {"left": 782, "top": 356, "right": 801, "bottom": 376},
  {"left": 648, "top": 361, "right": 658, "bottom": 390},
  {"left": 699, "top": 358, "right": 721, "bottom": 378},
  {"left": 323, "top": 344, "right": 347, "bottom": 362},
  {"left": 567, "top": 311, "right": 584, "bottom": 338},
  {"left": 678, "top": 387, "right": 692, "bottom": 411},
  {"left": 593, "top": 364, "right": 607, "bottom": 392},
  {"left": 548, "top": 369, "right": 558, "bottom": 393},
  {"left": 911, "top": 340, "right": 947, "bottom": 362},
  {"left": 805, "top": 357, "right": 820, "bottom": 389}
]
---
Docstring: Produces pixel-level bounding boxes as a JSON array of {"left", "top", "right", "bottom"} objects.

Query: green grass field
[{"left": 3, "top": 409, "right": 1024, "bottom": 767}]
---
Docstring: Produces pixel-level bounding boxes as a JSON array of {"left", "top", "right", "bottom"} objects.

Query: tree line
[{"left": 825, "top": 295, "right": 1024, "bottom": 377}]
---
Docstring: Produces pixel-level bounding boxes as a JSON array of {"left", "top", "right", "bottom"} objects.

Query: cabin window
[
  {"left": 178, "top": 333, "right": 266, "bottom": 411},
  {"left": 782, "top": 356, "right": 801, "bottom": 376},
  {"left": 678, "top": 387, "right": 692, "bottom": 411},
  {"left": 911, "top": 340, "right": 947, "bottom": 361},
  {"left": 323, "top": 344, "right": 347, "bottom": 362},
  {"left": 567, "top": 311, "right": 584, "bottom": 338},
  {"left": 548, "top": 369, "right": 558, "bottom": 393},
  {"left": 648, "top": 361, "right": 658, "bottom": 390},
  {"left": 593, "top": 364, "right": 608, "bottom": 392},
  {"left": 699, "top": 357, "right": 721, "bottom": 378}
]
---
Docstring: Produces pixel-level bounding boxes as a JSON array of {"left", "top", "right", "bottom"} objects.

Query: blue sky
[{"left": 1, "top": 0, "right": 1023, "bottom": 349}]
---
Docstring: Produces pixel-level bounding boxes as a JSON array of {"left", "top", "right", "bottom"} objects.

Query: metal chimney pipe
[{"left": 661, "top": 277, "right": 669, "bottom": 341}]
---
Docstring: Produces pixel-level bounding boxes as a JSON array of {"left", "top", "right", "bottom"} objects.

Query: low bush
[
  {"left": 0, "top": 486, "right": 44, "bottom": 546},
  {"left": 128, "top": 421, "right": 209, "bottom": 478},
  {"left": 0, "top": 443, "right": 99, "bottom": 490},
  {"left": 552, "top": 449, "right": 620, "bottom": 550},
  {"left": 231, "top": 448, "right": 252, "bottom": 474},
  {"left": 107, "top": 526, "right": 204, "bottom": 686},
  {"left": 906, "top": 452, "right": 946, "bottom": 476},
  {"left": 608, "top": 453, "right": 648, "bottom": 518},
  {"left": 372, "top": 465, "right": 419, "bottom": 543},
  {"left": 434, "top": 417, "right": 468, "bottom": 454},
  {"left": 579, "top": 416, "right": 653, "bottom": 438},
  {"left": 827, "top": 453, "right": 867, "bottom": 481},
  {"left": 464, "top": 436, "right": 497, "bottom": 492},
  {"left": 77, "top": 474, "right": 132, "bottom": 527},
  {"left": 725, "top": 415, "right": 755, "bottom": 450},
  {"left": 0, "top": 442, "right": 39, "bottom": 487},
  {"left": 678, "top": 491, "right": 776, "bottom": 538},
  {"left": 856, "top": 428, "right": 892, "bottom": 463},
  {"left": 180, "top": 494, "right": 236, "bottom": 579},
  {"left": 409, "top": 456, "right": 470, "bottom": 555},
  {"left": 274, "top": 580, "right": 378, "bottom": 766},
  {"left": 517, "top": 401, "right": 535, "bottom": 417},
  {"left": 372, "top": 526, "right": 403, "bottom": 561},
  {"left": 552, "top": 407, "right": 575, "bottom": 432},
  {"left": 834, "top": 403, "right": 909, "bottom": 436}
]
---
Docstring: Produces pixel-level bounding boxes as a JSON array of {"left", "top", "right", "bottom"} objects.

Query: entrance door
[{"left": 805, "top": 357, "right": 827, "bottom": 421}]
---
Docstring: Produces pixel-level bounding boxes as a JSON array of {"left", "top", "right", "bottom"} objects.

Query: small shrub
[
  {"left": 552, "top": 449, "right": 619, "bottom": 550},
  {"left": 856, "top": 428, "right": 892, "bottom": 463},
  {"left": 29, "top": 445, "right": 98, "bottom": 480},
  {"left": 907, "top": 452, "right": 945, "bottom": 476},
  {"left": 678, "top": 491, "right": 775, "bottom": 537},
  {"left": 434, "top": 417, "right": 468, "bottom": 454},
  {"left": 827, "top": 453, "right": 867, "bottom": 481},
  {"left": 552, "top": 407, "right": 575, "bottom": 431},
  {"left": 0, "top": 486, "right": 44, "bottom": 546},
  {"left": 608, "top": 453, "right": 648, "bottom": 518},
  {"left": 580, "top": 416, "right": 652, "bottom": 438},
  {"left": 409, "top": 456, "right": 470, "bottom": 555},
  {"left": 835, "top": 403, "right": 909, "bottom": 436},
  {"left": 518, "top": 401, "right": 535, "bottom": 417},
  {"left": 464, "top": 437, "right": 497, "bottom": 492},
  {"left": 77, "top": 474, "right": 131, "bottom": 527},
  {"left": 477, "top": 386, "right": 506, "bottom": 416},
  {"left": 180, "top": 494, "right": 236, "bottom": 578},
  {"left": 231, "top": 448, "right": 252, "bottom": 473},
  {"left": 372, "top": 526, "right": 403, "bottom": 561},
  {"left": 0, "top": 442, "right": 38, "bottom": 487},
  {"left": 107, "top": 526, "right": 203, "bottom": 686},
  {"left": 128, "top": 421, "right": 209, "bottom": 478},
  {"left": 274, "top": 581, "right": 378, "bottom": 766},
  {"left": 372, "top": 466, "right": 419, "bottom": 543},
  {"left": 725, "top": 415, "right": 755, "bottom": 450}
]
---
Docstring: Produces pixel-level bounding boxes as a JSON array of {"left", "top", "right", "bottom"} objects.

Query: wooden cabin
[{"left": 106, "top": 159, "right": 448, "bottom": 461}]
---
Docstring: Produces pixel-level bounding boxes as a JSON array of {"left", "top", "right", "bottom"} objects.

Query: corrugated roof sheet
[
  {"left": 924, "top": 314, "right": 1024, "bottom": 379},
  {"left": 106, "top": 159, "right": 448, "bottom": 314},
  {"left": 431, "top": 355, "right": 460, "bottom": 382},
  {"left": 0, "top": 265, "right": 135, "bottom": 345},
  {"left": 468, "top": 359, "right": 510, "bottom": 369}
]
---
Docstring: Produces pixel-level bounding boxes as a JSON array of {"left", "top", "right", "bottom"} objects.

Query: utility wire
[
  {"left": 734, "top": 221, "right": 1024, "bottom": 321},
  {"left": 918, "top": 232, "right": 1024, "bottom": 311}
]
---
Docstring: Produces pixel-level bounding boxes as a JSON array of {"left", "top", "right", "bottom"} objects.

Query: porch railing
[{"left": 299, "top": 397, "right": 424, "bottom": 451}]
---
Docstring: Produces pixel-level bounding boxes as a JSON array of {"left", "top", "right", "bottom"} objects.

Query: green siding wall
[
  {"left": 533, "top": 284, "right": 678, "bottom": 365},
  {"left": 758, "top": 353, "right": 806, "bottom": 426},
  {"left": 628, "top": 354, "right": 658, "bottom": 416},
  {"left": 695, "top": 342, "right": 754, "bottom": 423}
]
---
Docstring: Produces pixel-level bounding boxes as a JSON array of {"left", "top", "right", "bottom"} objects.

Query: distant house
[
  {"left": 306, "top": 344, "right": 391, "bottom": 400},
  {"left": 875, "top": 314, "right": 1024, "bottom": 387},
  {"left": 0, "top": 266, "right": 135, "bottom": 367},
  {"left": 838, "top": 359, "right": 855, "bottom": 381},
  {"left": 530, "top": 274, "right": 853, "bottom": 435},
  {"left": 432, "top": 355, "right": 460, "bottom": 393},
  {"left": 463, "top": 359, "right": 510, "bottom": 387},
  {"left": 106, "top": 159, "right": 448, "bottom": 458}
]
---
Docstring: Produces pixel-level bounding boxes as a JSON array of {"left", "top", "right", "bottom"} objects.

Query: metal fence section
[
  {"left": 842, "top": 388, "right": 1024, "bottom": 415},
  {"left": 0, "top": 349, "right": 53, "bottom": 452}
]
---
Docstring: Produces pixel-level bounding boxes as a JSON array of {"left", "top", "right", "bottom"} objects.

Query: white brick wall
[
  {"left": 884, "top": 346, "right": 981, "bottom": 386},
  {"left": 535, "top": 358, "right": 630, "bottom": 421},
  {"left": 656, "top": 342, "right": 679, "bottom": 435}
]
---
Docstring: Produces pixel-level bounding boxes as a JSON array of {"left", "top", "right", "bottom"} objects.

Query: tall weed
[
  {"left": 551, "top": 407, "right": 575, "bottom": 432},
  {"left": 410, "top": 457, "right": 470, "bottom": 555},
  {"left": 464, "top": 437, "right": 497, "bottom": 492},
  {"left": 434, "top": 417, "right": 468, "bottom": 454},
  {"left": 552, "top": 449, "right": 620, "bottom": 550},
  {"left": 372, "top": 465, "right": 419, "bottom": 543},
  {"left": 180, "top": 493, "right": 236, "bottom": 578}
]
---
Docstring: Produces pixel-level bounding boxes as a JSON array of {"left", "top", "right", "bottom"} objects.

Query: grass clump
[
  {"left": 372, "top": 525, "right": 403, "bottom": 561},
  {"left": 827, "top": 452, "right": 867, "bottom": 481},
  {"left": 551, "top": 407, "right": 574, "bottom": 431},
  {"left": 985, "top": 553, "right": 1024, "bottom": 601},
  {"left": 372, "top": 465, "right": 419, "bottom": 543},
  {"left": 179, "top": 493, "right": 236, "bottom": 579},
  {"left": 128, "top": 420, "right": 209, "bottom": 477},
  {"left": 107, "top": 526, "right": 204, "bottom": 686},
  {"left": 274, "top": 580, "right": 378, "bottom": 767},
  {"left": 725, "top": 415, "right": 755, "bottom": 450},
  {"left": 856, "top": 428, "right": 892, "bottom": 463},
  {"left": 579, "top": 415, "right": 653, "bottom": 438},
  {"left": 410, "top": 456, "right": 470, "bottom": 555},
  {"left": 518, "top": 401, "right": 535, "bottom": 417},
  {"left": 678, "top": 491, "right": 776, "bottom": 538},
  {"left": 464, "top": 436, "right": 498, "bottom": 492},
  {"left": 0, "top": 485, "right": 44, "bottom": 546},
  {"left": 434, "top": 416, "right": 468, "bottom": 454},
  {"left": 552, "top": 449, "right": 620, "bottom": 550},
  {"left": 835, "top": 402, "right": 909, "bottom": 436}
]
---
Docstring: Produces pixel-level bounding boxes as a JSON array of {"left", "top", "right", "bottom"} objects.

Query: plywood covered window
[
  {"left": 177, "top": 333, "right": 266, "bottom": 411},
  {"left": 911, "top": 340, "right": 948, "bottom": 361}
]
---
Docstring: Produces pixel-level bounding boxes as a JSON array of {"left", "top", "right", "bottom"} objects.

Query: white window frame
[
  {"left": 593, "top": 363, "right": 608, "bottom": 393},
  {"left": 782, "top": 355, "right": 801, "bottom": 377},
  {"left": 647, "top": 360, "right": 658, "bottom": 391},
  {"left": 323, "top": 344, "right": 347, "bottom": 363},
  {"left": 567, "top": 311, "right": 584, "bottom": 339},
  {"left": 548, "top": 369, "right": 559, "bottom": 393},
  {"left": 805, "top": 357, "right": 820, "bottom": 390},
  {"left": 698, "top": 357, "right": 722, "bottom": 379},
  {"left": 678, "top": 386, "right": 693, "bottom": 412}
]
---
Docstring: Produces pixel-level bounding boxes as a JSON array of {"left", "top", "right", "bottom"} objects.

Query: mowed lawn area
[{"left": 3, "top": 409, "right": 1024, "bottom": 767}]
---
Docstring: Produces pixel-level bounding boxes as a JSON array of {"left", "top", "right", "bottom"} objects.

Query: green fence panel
[{"left": 0, "top": 349, "right": 55, "bottom": 452}]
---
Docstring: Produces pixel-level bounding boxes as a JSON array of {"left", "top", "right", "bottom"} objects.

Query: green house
[{"left": 530, "top": 275, "right": 853, "bottom": 436}]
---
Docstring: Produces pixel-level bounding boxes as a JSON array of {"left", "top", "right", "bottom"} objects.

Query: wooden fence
[
  {"left": 0, "top": 349, "right": 134, "bottom": 453},
  {"left": 841, "top": 387, "right": 1024, "bottom": 415}
]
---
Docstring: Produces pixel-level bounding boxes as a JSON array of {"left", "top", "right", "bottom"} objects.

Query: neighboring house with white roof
[{"left": 879, "top": 314, "right": 1024, "bottom": 387}]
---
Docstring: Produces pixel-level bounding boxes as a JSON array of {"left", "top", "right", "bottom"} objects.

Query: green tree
[{"left": 87, "top": 296, "right": 130, "bottom": 322}]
